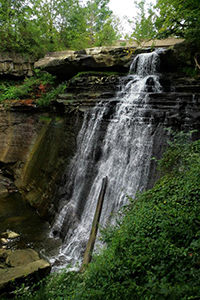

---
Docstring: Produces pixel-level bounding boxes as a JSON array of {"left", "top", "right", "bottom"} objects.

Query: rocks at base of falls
[
  {"left": 0, "top": 174, "right": 18, "bottom": 198},
  {"left": 0, "top": 182, "right": 9, "bottom": 198},
  {"left": 0, "top": 231, "right": 20, "bottom": 251},
  {"left": 0, "top": 248, "right": 51, "bottom": 296},
  {"left": 0, "top": 231, "right": 51, "bottom": 296},
  {"left": 0, "top": 230, "right": 20, "bottom": 241}
]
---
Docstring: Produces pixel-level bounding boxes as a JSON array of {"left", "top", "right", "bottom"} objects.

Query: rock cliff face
[
  {"left": 0, "top": 42, "right": 200, "bottom": 219},
  {"left": 34, "top": 47, "right": 135, "bottom": 79},
  {"left": 0, "top": 104, "right": 83, "bottom": 218},
  {"left": 0, "top": 53, "right": 34, "bottom": 77}
]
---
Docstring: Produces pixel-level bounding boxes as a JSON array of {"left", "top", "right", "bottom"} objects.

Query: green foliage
[
  {"left": 120, "top": 41, "right": 127, "bottom": 47},
  {"left": 127, "top": 0, "right": 157, "bottom": 45},
  {"left": 13, "top": 130, "right": 200, "bottom": 299},
  {"left": 0, "top": 0, "right": 120, "bottom": 56},
  {"left": 128, "top": 0, "right": 200, "bottom": 49},
  {"left": 155, "top": 0, "right": 200, "bottom": 46},
  {"left": 85, "top": 0, "right": 120, "bottom": 47},
  {"left": 0, "top": 70, "right": 66, "bottom": 107},
  {"left": 37, "top": 82, "right": 67, "bottom": 107},
  {"left": 0, "top": 79, "right": 29, "bottom": 102},
  {"left": 94, "top": 16, "right": 120, "bottom": 47},
  {"left": 156, "top": 129, "right": 198, "bottom": 174},
  {"left": 72, "top": 71, "right": 124, "bottom": 78},
  {"left": 182, "top": 67, "right": 198, "bottom": 79}
]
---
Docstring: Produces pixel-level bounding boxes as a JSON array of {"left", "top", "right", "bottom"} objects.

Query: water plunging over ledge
[{"left": 50, "top": 49, "right": 163, "bottom": 270}]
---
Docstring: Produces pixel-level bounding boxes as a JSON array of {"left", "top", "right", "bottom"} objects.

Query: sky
[{"left": 108, "top": 0, "right": 157, "bottom": 36}]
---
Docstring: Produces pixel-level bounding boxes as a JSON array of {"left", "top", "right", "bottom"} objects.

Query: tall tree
[
  {"left": 30, "top": 0, "right": 60, "bottom": 52},
  {"left": 85, "top": 0, "right": 119, "bottom": 46},
  {"left": 57, "top": 0, "right": 89, "bottom": 49},
  {"left": 128, "top": 0, "right": 156, "bottom": 45},
  {"left": 0, "top": 0, "right": 31, "bottom": 52}
]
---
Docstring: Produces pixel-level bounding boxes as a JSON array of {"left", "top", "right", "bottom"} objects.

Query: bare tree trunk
[
  {"left": 80, "top": 176, "right": 108, "bottom": 273},
  {"left": 194, "top": 54, "right": 200, "bottom": 70}
]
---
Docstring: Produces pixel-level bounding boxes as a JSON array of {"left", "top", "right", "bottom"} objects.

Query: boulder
[
  {"left": 0, "top": 248, "right": 51, "bottom": 295},
  {"left": 0, "top": 259, "right": 51, "bottom": 292},
  {"left": 2, "top": 231, "right": 20, "bottom": 239},
  {"left": 5, "top": 249, "right": 40, "bottom": 267}
]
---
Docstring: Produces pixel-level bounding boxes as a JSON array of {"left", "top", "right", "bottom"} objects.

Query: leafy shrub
[
  {"left": 0, "top": 70, "right": 66, "bottom": 107},
  {"left": 37, "top": 82, "right": 66, "bottom": 107}
]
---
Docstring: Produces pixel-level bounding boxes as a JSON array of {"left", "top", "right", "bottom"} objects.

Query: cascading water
[{"left": 50, "top": 49, "right": 163, "bottom": 270}]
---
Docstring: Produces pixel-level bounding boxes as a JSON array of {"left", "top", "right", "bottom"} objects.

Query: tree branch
[{"left": 194, "top": 54, "right": 200, "bottom": 70}]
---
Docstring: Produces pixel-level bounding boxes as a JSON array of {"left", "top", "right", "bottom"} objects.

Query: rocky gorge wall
[
  {"left": 0, "top": 53, "right": 34, "bottom": 77},
  {"left": 0, "top": 105, "right": 83, "bottom": 218},
  {"left": 0, "top": 41, "right": 200, "bottom": 221}
]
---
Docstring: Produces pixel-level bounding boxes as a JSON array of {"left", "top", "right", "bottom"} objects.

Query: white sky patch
[
  {"left": 109, "top": 0, "right": 157, "bottom": 37},
  {"left": 81, "top": 0, "right": 157, "bottom": 37}
]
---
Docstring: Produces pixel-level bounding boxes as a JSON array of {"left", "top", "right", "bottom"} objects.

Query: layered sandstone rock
[
  {"left": 0, "top": 53, "right": 34, "bottom": 77},
  {"left": 34, "top": 46, "right": 137, "bottom": 78}
]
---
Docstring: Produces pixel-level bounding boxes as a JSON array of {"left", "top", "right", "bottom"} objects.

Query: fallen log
[{"left": 80, "top": 176, "right": 108, "bottom": 273}]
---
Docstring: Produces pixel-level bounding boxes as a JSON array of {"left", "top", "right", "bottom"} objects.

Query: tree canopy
[
  {"left": 1, "top": 0, "right": 199, "bottom": 56},
  {"left": 155, "top": 0, "right": 200, "bottom": 45},
  {"left": 0, "top": 0, "right": 120, "bottom": 57},
  {"left": 128, "top": 0, "right": 200, "bottom": 47},
  {"left": 128, "top": 0, "right": 156, "bottom": 45}
]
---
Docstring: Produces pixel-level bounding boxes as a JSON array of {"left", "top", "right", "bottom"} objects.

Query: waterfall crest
[{"left": 50, "top": 49, "right": 163, "bottom": 270}]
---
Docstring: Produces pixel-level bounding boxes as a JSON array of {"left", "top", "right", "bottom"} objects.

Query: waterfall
[{"left": 50, "top": 49, "right": 163, "bottom": 270}]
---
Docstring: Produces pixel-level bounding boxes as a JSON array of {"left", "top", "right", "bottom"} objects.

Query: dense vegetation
[
  {"left": 1, "top": 0, "right": 200, "bottom": 57},
  {"left": 129, "top": 0, "right": 200, "bottom": 47},
  {"left": 9, "top": 130, "right": 200, "bottom": 299},
  {"left": 155, "top": 0, "right": 200, "bottom": 46},
  {"left": 0, "top": 0, "right": 120, "bottom": 57},
  {"left": 0, "top": 70, "right": 66, "bottom": 107}
]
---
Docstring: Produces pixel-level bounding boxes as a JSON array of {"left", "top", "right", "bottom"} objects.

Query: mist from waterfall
[{"left": 50, "top": 49, "right": 163, "bottom": 270}]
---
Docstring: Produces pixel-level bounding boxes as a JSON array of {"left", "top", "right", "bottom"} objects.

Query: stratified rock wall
[
  {"left": 0, "top": 53, "right": 34, "bottom": 77},
  {"left": 34, "top": 47, "right": 137, "bottom": 79}
]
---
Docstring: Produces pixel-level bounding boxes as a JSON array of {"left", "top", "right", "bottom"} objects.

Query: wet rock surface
[
  {"left": 54, "top": 72, "right": 121, "bottom": 113},
  {"left": 0, "top": 248, "right": 51, "bottom": 296},
  {"left": 0, "top": 231, "right": 51, "bottom": 296},
  {"left": 0, "top": 106, "right": 83, "bottom": 218}
]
